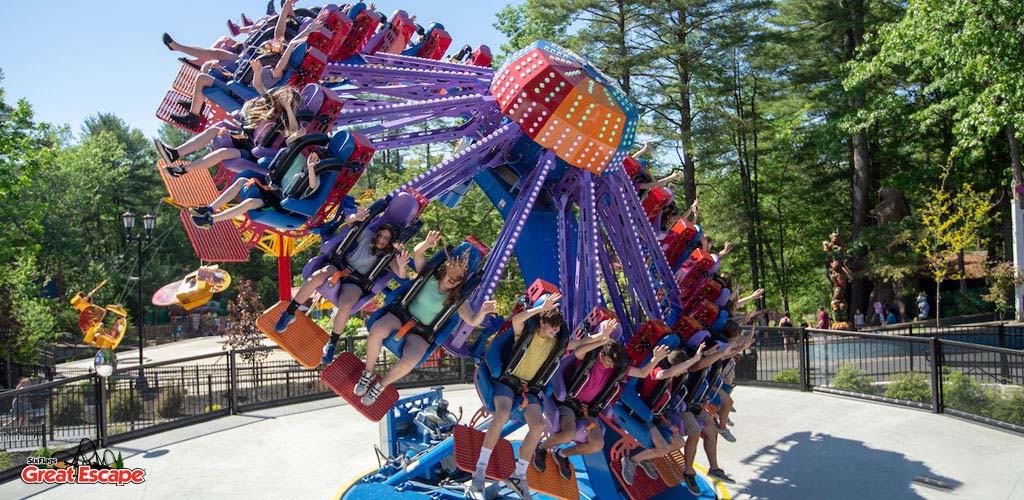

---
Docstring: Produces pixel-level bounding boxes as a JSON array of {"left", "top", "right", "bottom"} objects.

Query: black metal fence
[
  {"left": 736, "top": 327, "right": 1024, "bottom": 434},
  {"left": 0, "top": 337, "right": 472, "bottom": 481}
]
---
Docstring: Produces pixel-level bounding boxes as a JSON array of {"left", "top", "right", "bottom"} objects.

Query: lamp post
[{"left": 122, "top": 211, "right": 155, "bottom": 368}]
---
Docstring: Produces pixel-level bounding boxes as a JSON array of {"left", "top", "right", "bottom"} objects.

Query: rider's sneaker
[
  {"left": 552, "top": 451, "right": 572, "bottom": 480},
  {"left": 707, "top": 468, "right": 735, "bottom": 483},
  {"left": 637, "top": 459, "right": 658, "bottom": 480},
  {"left": 470, "top": 466, "right": 486, "bottom": 493},
  {"left": 190, "top": 213, "right": 213, "bottom": 229},
  {"left": 620, "top": 455, "right": 637, "bottom": 486},
  {"left": 153, "top": 138, "right": 180, "bottom": 164},
  {"left": 504, "top": 475, "right": 533, "bottom": 500},
  {"left": 718, "top": 426, "right": 737, "bottom": 442},
  {"left": 361, "top": 380, "right": 384, "bottom": 406},
  {"left": 354, "top": 369, "right": 374, "bottom": 397},
  {"left": 532, "top": 447, "right": 547, "bottom": 473},
  {"left": 273, "top": 309, "right": 296, "bottom": 333},
  {"left": 170, "top": 112, "right": 203, "bottom": 130},
  {"left": 320, "top": 340, "right": 337, "bottom": 366},
  {"left": 683, "top": 472, "right": 701, "bottom": 495}
]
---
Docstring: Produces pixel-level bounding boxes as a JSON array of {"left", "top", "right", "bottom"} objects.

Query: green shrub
[
  {"left": 832, "top": 364, "right": 874, "bottom": 394},
  {"left": 773, "top": 369, "right": 801, "bottom": 385},
  {"left": 204, "top": 404, "right": 223, "bottom": 413},
  {"left": 943, "top": 370, "right": 991, "bottom": 411},
  {"left": 157, "top": 387, "right": 187, "bottom": 419},
  {"left": 990, "top": 387, "right": 1024, "bottom": 427},
  {"left": 51, "top": 391, "right": 86, "bottom": 425},
  {"left": 0, "top": 451, "right": 13, "bottom": 470},
  {"left": 108, "top": 392, "right": 144, "bottom": 422},
  {"left": 884, "top": 373, "right": 931, "bottom": 403}
]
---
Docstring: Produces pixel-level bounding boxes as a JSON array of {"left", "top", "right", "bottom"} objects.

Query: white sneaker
[
  {"left": 718, "top": 426, "right": 737, "bottom": 442},
  {"left": 354, "top": 369, "right": 374, "bottom": 397},
  {"left": 470, "top": 466, "right": 487, "bottom": 493}
]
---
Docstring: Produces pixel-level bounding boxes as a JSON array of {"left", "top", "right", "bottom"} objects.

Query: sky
[{"left": 0, "top": 0, "right": 516, "bottom": 139}]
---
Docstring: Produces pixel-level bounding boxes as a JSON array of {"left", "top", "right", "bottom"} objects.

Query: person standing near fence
[
  {"left": 4, "top": 378, "right": 32, "bottom": 427},
  {"left": 777, "top": 312, "right": 794, "bottom": 352},
  {"left": 854, "top": 309, "right": 865, "bottom": 330},
  {"left": 816, "top": 306, "right": 830, "bottom": 329}
]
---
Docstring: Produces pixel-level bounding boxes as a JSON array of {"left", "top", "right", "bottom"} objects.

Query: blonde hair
[{"left": 242, "top": 86, "right": 301, "bottom": 133}]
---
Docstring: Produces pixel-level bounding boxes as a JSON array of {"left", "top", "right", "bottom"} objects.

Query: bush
[
  {"left": 773, "top": 369, "right": 801, "bottom": 385},
  {"left": 108, "top": 392, "right": 144, "bottom": 422},
  {"left": 0, "top": 451, "right": 12, "bottom": 470},
  {"left": 943, "top": 370, "right": 991, "bottom": 411},
  {"left": 832, "top": 364, "right": 874, "bottom": 394},
  {"left": 51, "top": 391, "right": 86, "bottom": 425},
  {"left": 204, "top": 404, "right": 223, "bottom": 413},
  {"left": 157, "top": 387, "right": 187, "bottom": 419},
  {"left": 990, "top": 387, "right": 1024, "bottom": 427},
  {"left": 884, "top": 373, "right": 931, "bottom": 403}
]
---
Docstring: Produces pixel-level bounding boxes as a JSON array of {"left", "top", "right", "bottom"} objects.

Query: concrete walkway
[{"left": 3, "top": 385, "right": 1022, "bottom": 500}]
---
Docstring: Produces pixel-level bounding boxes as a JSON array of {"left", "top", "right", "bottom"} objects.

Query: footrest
[
  {"left": 453, "top": 425, "right": 515, "bottom": 481},
  {"left": 256, "top": 301, "right": 329, "bottom": 368},
  {"left": 525, "top": 453, "right": 579, "bottom": 500},
  {"left": 610, "top": 438, "right": 667, "bottom": 500},
  {"left": 157, "top": 158, "right": 220, "bottom": 208},
  {"left": 653, "top": 449, "right": 686, "bottom": 488},
  {"left": 320, "top": 351, "right": 398, "bottom": 422},
  {"left": 172, "top": 63, "right": 201, "bottom": 96},
  {"left": 156, "top": 89, "right": 214, "bottom": 134},
  {"left": 179, "top": 211, "right": 250, "bottom": 262}
]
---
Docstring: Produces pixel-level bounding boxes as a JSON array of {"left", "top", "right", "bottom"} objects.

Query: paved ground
[{"left": 3, "top": 385, "right": 1023, "bottom": 500}]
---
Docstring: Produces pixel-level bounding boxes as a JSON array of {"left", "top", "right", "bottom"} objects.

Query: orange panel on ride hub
[{"left": 489, "top": 42, "right": 638, "bottom": 176}]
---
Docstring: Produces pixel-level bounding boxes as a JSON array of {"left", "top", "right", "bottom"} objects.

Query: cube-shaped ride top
[{"left": 489, "top": 41, "right": 638, "bottom": 175}]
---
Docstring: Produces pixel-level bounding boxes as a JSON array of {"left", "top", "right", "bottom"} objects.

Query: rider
[
  {"left": 535, "top": 320, "right": 671, "bottom": 480},
  {"left": 472, "top": 292, "right": 607, "bottom": 500},
  {"left": 274, "top": 206, "right": 409, "bottom": 364},
  {"left": 357, "top": 231, "right": 496, "bottom": 406}
]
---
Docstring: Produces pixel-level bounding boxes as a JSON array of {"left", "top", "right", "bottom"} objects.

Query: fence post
[
  {"left": 207, "top": 375, "right": 214, "bottom": 412},
  {"left": 346, "top": 336, "right": 355, "bottom": 354},
  {"left": 95, "top": 374, "right": 108, "bottom": 447},
  {"left": 48, "top": 385, "right": 55, "bottom": 442},
  {"left": 228, "top": 350, "right": 239, "bottom": 415},
  {"left": 799, "top": 328, "right": 811, "bottom": 391},
  {"left": 929, "top": 337, "right": 943, "bottom": 414},
  {"left": 998, "top": 324, "right": 1010, "bottom": 382}
]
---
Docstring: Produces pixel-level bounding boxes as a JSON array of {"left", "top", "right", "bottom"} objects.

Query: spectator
[
  {"left": 816, "top": 306, "right": 830, "bottom": 329},
  {"left": 777, "top": 311, "right": 794, "bottom": 352},
  {"left": 854, "top": 309, "right": 865, "bottom": 330},
  {"left": 5, "top": 378, "right": 32, "bottom": 427},
  {"left": 916, "top": 292, "right": 930, "bottom": 320},
  {"left": 886, "top": 309, "right": 898, "bottom": 325},
  {"left": 874, "top": 301, "right": 886, "bottom": 326}
]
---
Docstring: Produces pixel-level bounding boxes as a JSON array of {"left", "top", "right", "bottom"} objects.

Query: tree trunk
[
  {"left": 673, "top": 9, "right": 697, "bottom": 206},
  {"left": 615, "top": 0, "right": 630, "bottom": 95},
  {"left": 846, "top": 0, "right": 871, "bottom": 319},
  {"left": 935, "top": 280, "right": 942, "bottom": 326},
  {"left": 1008, "top": 123, "right": 1024, "bottom": 320},
  {"left": 957, "top": 249, "right": 968, "bottom": 294}
]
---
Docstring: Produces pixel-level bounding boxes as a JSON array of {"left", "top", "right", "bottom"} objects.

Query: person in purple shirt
[{"left": 533, "top": 319, "right": 669, "bottom": 480}]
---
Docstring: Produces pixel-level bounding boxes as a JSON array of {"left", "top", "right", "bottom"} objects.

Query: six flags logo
[
  {"left": 21, "top": 464, "right": 146, "bottom": 486},
  {"left": 20, "top": 438, "right": 146, "bottom": 486}
]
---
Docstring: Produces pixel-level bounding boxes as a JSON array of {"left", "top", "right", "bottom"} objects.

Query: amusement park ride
[{"left": 142, "top": 3, "right": 741, "bottom": 499}]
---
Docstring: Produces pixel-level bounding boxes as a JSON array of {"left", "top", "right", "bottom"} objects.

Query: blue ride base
[{"left": 338, "top": 388, "right": 718, "bottom": 500}]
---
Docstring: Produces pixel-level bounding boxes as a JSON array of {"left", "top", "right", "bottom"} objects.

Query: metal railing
[
  {"left": 0, "top": 337, "right": 473, "bottom": 481},
  {"left": 736, "top": 327, "right": 1024, "bottom": 434}
]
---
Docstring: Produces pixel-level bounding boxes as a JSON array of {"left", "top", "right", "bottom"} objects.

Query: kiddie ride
[{"left": 158, "top": 3, "right": 738, "bottom": 499}]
